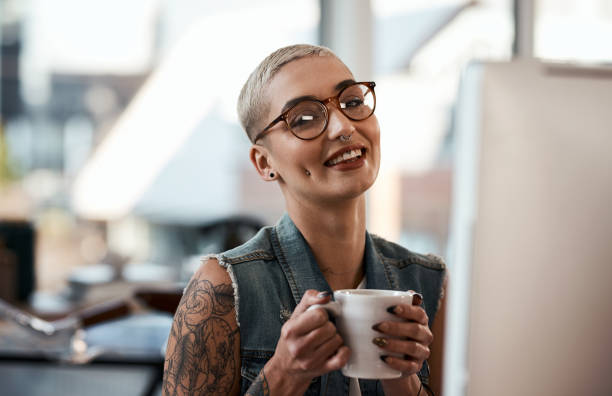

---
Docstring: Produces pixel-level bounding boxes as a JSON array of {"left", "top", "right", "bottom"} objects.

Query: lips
[{"left": 324, "top": 145, "right": 366, "bottom": 167}]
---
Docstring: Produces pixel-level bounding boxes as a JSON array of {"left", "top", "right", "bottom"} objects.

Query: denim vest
[{"left": 212, "top": 213, "right": 446, "bottom": 396}]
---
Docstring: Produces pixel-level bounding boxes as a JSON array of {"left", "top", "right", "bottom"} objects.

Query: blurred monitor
[
  {"left": 445, "top": 60, "right": 612, "bottom": 396},
  {"left": 0, "top": 221, "right": 35, "bottom": 302}
]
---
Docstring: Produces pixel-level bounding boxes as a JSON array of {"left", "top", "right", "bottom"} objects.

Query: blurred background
[{"left": 0, "top": 0, "right": 611, "bottom": 395}]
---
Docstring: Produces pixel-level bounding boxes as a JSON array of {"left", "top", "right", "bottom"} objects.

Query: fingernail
[
  {"left": 412, "top": 293, "right": 423, "bottom": 306},
  {"left": 380, "top": 355, "right": 389, "bottom": 363},
  {"left": 317, "top": 291, "right": 331, "bottom": 298},
  {"left": 372, "top": 323, "right": 388, "bottom": 332},
  {"left": 387, "top": 305, "right": 403, "bottom": 314},
  {"left": 372, "top": 337, "right": 388, "bottom": 347}
]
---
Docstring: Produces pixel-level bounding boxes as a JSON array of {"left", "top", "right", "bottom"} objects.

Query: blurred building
[{"left": 1, "top": 0, "right": 611, "bottom": 292}]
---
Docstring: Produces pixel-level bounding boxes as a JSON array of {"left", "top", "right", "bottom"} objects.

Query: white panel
[{"left": 452, "top": 60, "right": 612, "bottom": 396}]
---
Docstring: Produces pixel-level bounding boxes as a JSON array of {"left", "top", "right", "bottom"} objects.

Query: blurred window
[
  {"left": 535, "top": 0, "right": 612, "bottom": 63},
  {"left": 369, "top": 0, "right": 513, "bottom": 253}
]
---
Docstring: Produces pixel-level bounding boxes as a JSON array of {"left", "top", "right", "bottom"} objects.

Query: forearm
[
  {"left": 246, "top": 359, "right": 310, "bottom": 396},
  {"left": 381, "top": 373, "right": 422, "bottom": 396}
]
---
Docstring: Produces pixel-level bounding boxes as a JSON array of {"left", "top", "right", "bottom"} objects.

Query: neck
[{"left": 285, "top": 194, "right": 367, "bottom": 290}]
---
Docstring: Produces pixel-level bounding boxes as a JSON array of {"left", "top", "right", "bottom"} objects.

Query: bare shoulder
[
  {"left": 196, "top": 256, "right": 234, "bottom": 284},
  {"left": 162, "top": 257, "right": 240, "bottom": 396}
]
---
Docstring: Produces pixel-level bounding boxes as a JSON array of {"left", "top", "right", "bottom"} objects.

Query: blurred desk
[{"left": 0, "top": 310, "right": 173, "bottom": 396}]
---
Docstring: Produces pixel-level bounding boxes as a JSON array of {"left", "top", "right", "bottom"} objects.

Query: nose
[{"left": 325, "top": 105, "right": 356, "bottom": 141}]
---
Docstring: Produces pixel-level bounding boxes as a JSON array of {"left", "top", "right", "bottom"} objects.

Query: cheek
[
  {"left": 367, "top": 120, "right": 381, "bottom": 156},
  {"left": 369, "top": 122, "right": 382, "bottom": 176},
  {"left": 371, "top": 118, "right": 381, "bottom": 142},
  {"left": 270, "top": 140, "right": 315, "bottom": 174}
]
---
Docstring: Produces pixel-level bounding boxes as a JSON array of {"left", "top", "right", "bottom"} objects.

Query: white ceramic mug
[{"left": 308, "top": 289, "right": 417, "bottom": 379}]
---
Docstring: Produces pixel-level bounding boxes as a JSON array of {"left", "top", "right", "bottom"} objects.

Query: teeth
[{"left": 328, "top": 149, "right": 363, "bottom": 165}]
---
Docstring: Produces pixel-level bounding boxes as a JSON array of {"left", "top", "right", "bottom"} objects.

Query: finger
[
  {"left": 380, "top": 355, "right": 422, "bottom": 375},
  {"left": 372, "top": 337, "right": 430, "bottom": 361},
  {"left": 320, "top": 345, "right": 351, "bottom": 373},
  {"left": 372, "top": 321, "right": 433, "bottom": 345},
  {"left": 385, "top": 305, "right": 428, "bottom": 326},
  {"left": 285, "top": 307, "right": 331, "bottom": 338},
  {"left": 386, "top": 305, "right": 428, "bottom": 325},
  {"left": 313, "top": 332, "right": 344, "bottom": 363},
  {"left": 410, "top": 292, "right": 423, "bottom": 306},
  {"left": 293, "top": 333, "right": 344, "bottom": 372},
  {"left": 297, "top": 321, "right": 338, "bottom": 352},
  {"left": 290, "top": 332, "right": 342, "bottom": 370},
  {"left": 292, "top": 289, "right": 332, "bottom": 317}
]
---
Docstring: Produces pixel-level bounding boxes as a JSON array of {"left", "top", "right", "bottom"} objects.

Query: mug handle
[{"left": 307, "top": 301, "right": 341, "bottom": 317}]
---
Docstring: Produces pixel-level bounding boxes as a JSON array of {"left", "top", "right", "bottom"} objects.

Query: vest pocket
[
  {"left": 239, "top": 350, "right": 321, "bottom": 395},
  {"left": 240, "top": 350, "right": 274, "bottom": 393}
]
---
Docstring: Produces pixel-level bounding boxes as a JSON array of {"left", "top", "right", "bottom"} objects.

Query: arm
[
  {"left": 163, "top": 260, "right": 349, "bottom": 396},
  {"left": 247, "top": 290, "right": 352, "bottom": 395},
  {"left": 162, "top": 258, "right": 241, "bottom": 396}
]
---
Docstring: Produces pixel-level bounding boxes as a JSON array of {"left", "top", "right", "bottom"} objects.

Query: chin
[{"left": 333, "top": 176, "right": 376, "bottom": 200}]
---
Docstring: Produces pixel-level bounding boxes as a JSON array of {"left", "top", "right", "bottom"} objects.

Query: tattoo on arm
[
  {"left": 162, "top": 279, "right": 239, "bottom": 395},
  {"left": 245, "top": 369, "right": 270, "bottom": 396}
]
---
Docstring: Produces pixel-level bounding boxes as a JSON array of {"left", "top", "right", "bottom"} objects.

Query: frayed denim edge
[
  {"left": 202, "top": 253, "right": 241, "bottom": 328},
  {"left": 437, "top": 271, "right": 449, "bottom": 312}
]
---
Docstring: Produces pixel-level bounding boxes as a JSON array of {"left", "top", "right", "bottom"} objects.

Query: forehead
[{"left": 265, "top": 56, "right": 354, "bottom": 112}]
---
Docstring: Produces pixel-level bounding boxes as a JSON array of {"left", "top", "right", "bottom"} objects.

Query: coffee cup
[{"left": 308, "top": 289, "right": 417, "bottom": 379}]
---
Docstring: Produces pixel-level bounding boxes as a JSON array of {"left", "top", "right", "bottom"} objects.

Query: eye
[
  {"left": 342, "top": 97, "right": 365, "bottom": 108},
  {"left": 287, "top": 101, "right": 326, "bottom": 131},
  {"left": 339, "top": 84, "right": 367, "bottom": 108},
  {"left": 289, "top": 112, "right": 318, "bottom": 129}
]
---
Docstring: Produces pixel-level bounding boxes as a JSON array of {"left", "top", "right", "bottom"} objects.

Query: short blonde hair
[{"left": 237, "top": 44, "right": 343, "bottom": 142}]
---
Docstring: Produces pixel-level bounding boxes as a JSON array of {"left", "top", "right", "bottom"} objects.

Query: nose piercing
[
  {"left": 339, "top": 134, "right": 352, "bottom": 142},
  {"left": 305, "top": 169, "right": 311, "bottom": 176}
]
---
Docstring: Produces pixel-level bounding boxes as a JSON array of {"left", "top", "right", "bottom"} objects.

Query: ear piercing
[
  {"left": 305, "top": 170, "right": 311, "bottom": 176},
  {"left": 269, "top": 172, "right": 275, "bottom": 178}
]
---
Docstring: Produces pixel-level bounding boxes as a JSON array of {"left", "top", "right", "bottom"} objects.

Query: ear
[{"left": 249, "top": 144, "right": 276, "bottom": 181}]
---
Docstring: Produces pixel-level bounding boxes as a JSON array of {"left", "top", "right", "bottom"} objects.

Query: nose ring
[{"left": 339, "top": 134, "right": 352, "bottom": 142}]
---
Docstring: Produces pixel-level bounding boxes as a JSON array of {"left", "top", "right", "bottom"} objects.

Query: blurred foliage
[{"left": 0, "top": 123, "right": 17, "bottom": 184}]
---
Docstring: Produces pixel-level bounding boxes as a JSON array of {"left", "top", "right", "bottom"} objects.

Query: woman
[{"left": 162, "top": 44, "right": 447, "bottom": 396}]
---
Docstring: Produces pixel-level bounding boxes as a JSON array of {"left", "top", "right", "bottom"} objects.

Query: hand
[
  {"left": 265, "top": 290, "right": 351, "bottom": 392},
  {"left": 372, "top": 293, "right": 433, "bottom": 377}
]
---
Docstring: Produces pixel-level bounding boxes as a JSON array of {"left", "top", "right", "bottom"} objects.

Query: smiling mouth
[{"left": 325, "top": 148, "right": 366, "bottom": 166}]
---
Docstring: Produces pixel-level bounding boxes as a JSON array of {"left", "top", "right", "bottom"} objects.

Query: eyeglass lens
[{"left": 286, "top": 83, "right": 375, "bottom": 139}]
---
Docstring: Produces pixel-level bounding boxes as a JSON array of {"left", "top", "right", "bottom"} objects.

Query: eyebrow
[
  {"left": 280, "top": 79, "right": 357, "bottom": 114},
  {"left": 280, "top": 95, "right": 318, "bottom": 114},
  {"left": 334, "top": 79, "right": 357, "bottom": 91}
]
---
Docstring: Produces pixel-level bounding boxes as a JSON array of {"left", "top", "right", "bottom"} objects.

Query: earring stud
[{"left": 269, "top": 172, "right": 275, "bottom": 178}]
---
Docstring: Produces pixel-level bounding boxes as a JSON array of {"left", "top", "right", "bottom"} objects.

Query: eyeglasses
[{"left": 253, "top": 81, "right": 376, "bottom": 143}]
